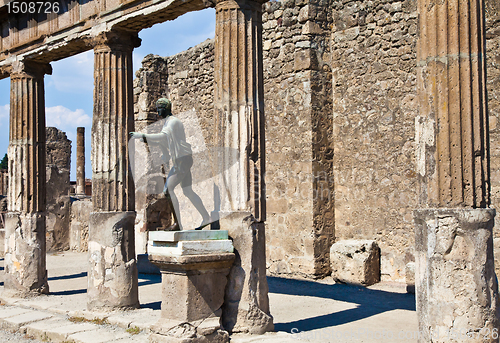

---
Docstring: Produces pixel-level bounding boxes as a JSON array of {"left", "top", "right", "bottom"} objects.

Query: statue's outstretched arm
[{"left": 129, "top": 132, "right": 166, "bottom": 145}]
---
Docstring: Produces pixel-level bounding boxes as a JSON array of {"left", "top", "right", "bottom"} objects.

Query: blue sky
[{"left": 0, "top": 8, "right": 215, "bottom": 181}]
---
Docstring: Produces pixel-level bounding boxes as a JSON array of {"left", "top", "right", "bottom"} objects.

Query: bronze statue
[{"left": 130, "top": 98, "right": 210, "bottom": 230}]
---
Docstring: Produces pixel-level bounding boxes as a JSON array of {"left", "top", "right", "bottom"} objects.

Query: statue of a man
[{"left": 130, "top": 98, "right": 210, "bottom": 230}]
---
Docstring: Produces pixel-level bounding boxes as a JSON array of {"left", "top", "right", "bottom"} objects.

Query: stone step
[{"left": 0, "top": 305, "right": 147, "bottom": 343}]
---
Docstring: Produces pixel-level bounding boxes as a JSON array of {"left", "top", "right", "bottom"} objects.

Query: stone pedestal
[
  {"left": 5, "top": 61, "right": 51, "bottom": 296},
  {"left": 87, "top": 211, "right": 138, "bottom": 309},
  {"left": 148, "top": 231, "right": 234, "bottom": 343},
  {"left": 87, "top": 30, "right": 141, "bottom": 310},
  {"left": 414, "top": 209, "right": 500, "bottom": 342},
  {"left": 220, "top": 212, "right": 273, "bottom": 334},
  {"left": 4, "top": 212, "right": 48, "bottom": 295}
]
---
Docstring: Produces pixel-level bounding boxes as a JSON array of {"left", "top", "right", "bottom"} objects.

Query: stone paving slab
[
  {"left": 2, "top": 310, "right": 53, "bottom": 331},
  {"left": 43, "top": 322, "right": 100, "bottom": 341},
  {"left": 107, "top": 308, "right": 159, "bottom": 330},
  {"left": 109, "top": 332, "right": 150, "bottom": 342},
  {"left": 25, "top": 317, "right": 73, "bottom": 340},
  {"left": 0, "top": 306, "right": 31, "bottom": 319},
  {"left": 68, "top": 327, "right": 131, "bottom": 343}
]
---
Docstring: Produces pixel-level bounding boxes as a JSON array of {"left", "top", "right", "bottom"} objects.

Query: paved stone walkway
[{"left": 0, "top": 252, "right": 417, "bottom": 343}]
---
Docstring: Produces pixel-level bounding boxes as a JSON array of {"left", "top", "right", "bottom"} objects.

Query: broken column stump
[
  {"left": 414, "top": 209, "right": 500, "bottom": 342},
  {"left": 330, "top": 240, "right": 380, "bottom": 286},
  {"left": 220, "top": 212, "right": 274, "bottom": 334},
  {"left": 148, "top": 230, "right": 234, "bottom": 343}
]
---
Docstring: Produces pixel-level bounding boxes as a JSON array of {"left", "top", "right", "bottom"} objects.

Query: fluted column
[
  {"left": 214, "top": 0, "right": 266, "bottom": 222},
  {"left": 76, "top": 127, "right": 85, "bottom": 195},
  {"left": 214, "top": 0, "right": 273, "bottom": 334},
  {"left": 5, "top": 60, "right": 51, "bottom": 296},
  {"left": 415, "top": 0, "right": 500, "bottom": 341},
  {"left": 87, "top": 30, "right": 141, "bottom": 310},
  {"left": 416, "top": 0, "right": 489, "bottom": 208}
]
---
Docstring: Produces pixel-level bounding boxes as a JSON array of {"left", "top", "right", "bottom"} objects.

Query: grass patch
[
  {"left": 91, "top": 317, "right": 110, "bottom": 325},
  {"left": 126, "top": 326, "right": 141, "bottom": 335},
  {"left": 68, "top": 316, "right": 109, "bottom": 325},
  {"left": 68, "top": 316, "right": 87, "bottom": 323}
]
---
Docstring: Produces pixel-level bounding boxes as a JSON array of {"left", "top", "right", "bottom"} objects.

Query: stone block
[
  {"left": 148, "top": 240, "right": 234, "bottom": 256},
  {"left": 330, "top": 240, "right": 380, "bottom": 286},
  {"left": 220, "top": 212, "right": 274, "bottom": 334},
  {"left": 302, "top": 21, "right": 322, "bottom": 35},
  {"left": 294, "top": 50, "right": 311, "bottom": 71},
  {"left": 149, "top": 230, "right": 228, "bottom": 242},
  {"left": 148, "top": 230, "right": 233, "bottom": 256}
]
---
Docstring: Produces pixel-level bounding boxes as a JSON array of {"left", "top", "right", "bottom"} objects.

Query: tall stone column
[
  {"left": 87, "top": 30, "right": 141, "bottom": 310},
  {"left": 214, "top": 0, "right": 265, "bottom": 221},
  {"left": 214, "top": 0, "right": 273, "bottom": 334},
  {"left": 5, "top": 60, "right": 51, "bottom": 296},
  {"left": 76, "top": 127, "right": 85, "bottom": 195},
  {"left": 415, "top": 0, "right": 500, "bottom": 341}
]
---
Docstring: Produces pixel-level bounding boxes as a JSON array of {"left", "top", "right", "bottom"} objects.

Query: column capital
[
  {"left": 10, "top": 60, "right": 52, "bottom": 79},
  {"left": 86, "top": 30, "right": 141, "bottom": 52},
  {"left": 214, "top": 0, "right": 265, "bottom": 11}
]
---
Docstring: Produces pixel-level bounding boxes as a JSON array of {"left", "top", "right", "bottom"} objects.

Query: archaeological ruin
[{"left": 1, "top": 0, "right": 500, "bottom": 341}]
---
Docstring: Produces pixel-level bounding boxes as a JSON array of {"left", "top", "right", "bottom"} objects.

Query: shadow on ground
[
  {"left": 49, "top": 272, "right": 87, "bottom": 281},
  {"left": 268, "top": 277, "right": 416, "bottom": 333}
]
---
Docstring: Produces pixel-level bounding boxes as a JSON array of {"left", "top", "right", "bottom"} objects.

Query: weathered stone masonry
[
  {"left": 135, "top": 0, "right": 500, "bottom": 283},
  {"left": 135, "top": 0, "right": 335, "bottom": 278},
  {"left": 87, "top": 30, "right": 140, "bottom": 310},
  {"left": 5, "top": 61, "right": 51, "bottom": 295},
  {"left": 46, "top": 127, "right": 71, "bottom": 252},
  {"left": 413, "top": 0, "right": 500, "bottom": 339}
]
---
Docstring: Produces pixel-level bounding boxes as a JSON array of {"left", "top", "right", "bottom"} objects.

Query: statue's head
[{"left": 156, "top": 98, "right": 172, "bottom": 118}]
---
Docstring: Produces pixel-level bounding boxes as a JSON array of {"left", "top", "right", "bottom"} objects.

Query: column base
[
  {"left": 87, "top": 211, "right": 139, "bottom": 310},
  {"left": 414, "top": 208, "right": 500, "bottom": 342},
  {"left": 149, "top": 319, "right": 229, "bottom": 343},
  {"left": 4, "top": 212, "right": 48, "bottom": 297},
  {"left": 219, "top": 211, "right": 274, "bottom": 334}
]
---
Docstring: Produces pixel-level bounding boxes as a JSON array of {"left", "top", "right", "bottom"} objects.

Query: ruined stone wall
[
  {"left": 331, "top": 0, "right": 500, "bottom": 282},
  {"left": 46, "top": 127, "right": 71, "bottom": 252},
  {"left": 262, "top": 0, "right": 334, "bottom": 277},
  {"left": 331, "top": 0, "right": 418, "bottom": 281}
]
